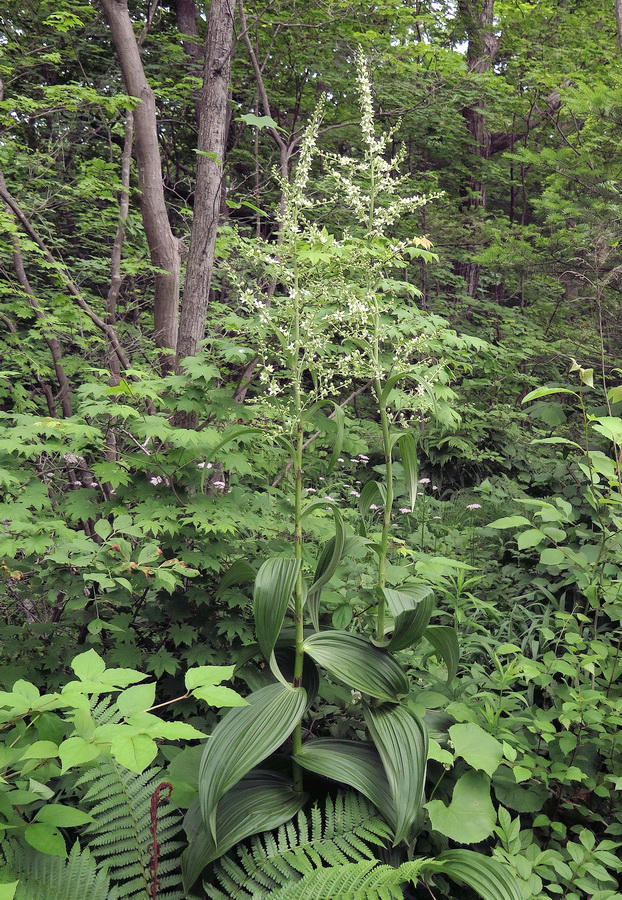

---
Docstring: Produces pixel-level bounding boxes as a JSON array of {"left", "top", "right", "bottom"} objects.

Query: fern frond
[
  {"left": 205, "top": 793, "right": 391, "bottom": 900},
  {"left": 0, "top": 839, "right": 115, "bottom": 900},
  {"left": 268, "top": 860, "right": 404, "bottom": 900},
  {"left": 77, "top": 760, "right": 184, "bottom": 899}
]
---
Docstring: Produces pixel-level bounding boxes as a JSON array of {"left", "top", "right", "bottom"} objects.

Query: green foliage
[{"left": 0, "top": 841, "right": 113, "bottom": 900}]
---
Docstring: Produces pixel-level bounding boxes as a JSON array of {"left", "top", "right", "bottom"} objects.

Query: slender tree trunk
[
  {"left": 176, "top": 0, "right": 235, "bottom": 362},
  {"left": 101, "top": 0, "right": 181, "bottom": 355},
  {"left": 616, "top": 0, "right": 622, "bottom": 51},
  {"left": 457, "top": 0, "right": 499, "bottom": 298}
]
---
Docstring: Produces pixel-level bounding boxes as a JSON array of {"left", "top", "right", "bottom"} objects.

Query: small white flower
[
  {"left": 338, "top": 458, "right": 344, "bottom": 463},
  {"left": 150, "top": 476, "right": 163, "bottom": 485},
  {"left": 350, "top": 490, "right": 360, "bottom": 497},
  {"left": 358, "top": 454, "right": 369, "bottom": 461},
  {"left": 213, "top": 480, "right": 226, "bottom": 488},
  {"left": 325, "top": 496, "right": 336, "bottom": 502},
  {"left": 399, "top": 507, "right": 410, "bottom": 514},
  {"left": 306, "top": 488, "right": 317, "bottom": 493},
  {"left": 433, "top": 516, "right": 442, "bottom": 520},
  {"left": 369, "top": 504, "right": 379, "bottom": 510},
  {"left": 419, "top": 478, "right": 431, "bottom": 484},
  {"left": 350, "top": 458, "right": 359, "bottom": 463},
  {"left": 467, "top": 503, "right": 482, "bottom": 510}
]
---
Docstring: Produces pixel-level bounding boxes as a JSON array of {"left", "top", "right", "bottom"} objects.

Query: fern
[
  {"left": 267, "top": 860, "right": 413, "bottom": 900},
  {"left": 0, "top": 840, "right": 115, "bottom": 900},
  {"left": 205, "top": 793, "right": 392, "bottom": 900},
  {"left": 77, "top": 760, "right": 184, "bottom": 900}
]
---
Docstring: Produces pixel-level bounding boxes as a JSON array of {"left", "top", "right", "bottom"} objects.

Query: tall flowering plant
[{"left": 182, "top": 55, "right": 513, "bottom": 898}]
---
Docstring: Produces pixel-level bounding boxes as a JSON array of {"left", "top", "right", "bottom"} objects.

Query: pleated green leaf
[
  {"left": 358, "top": 480, "right": 386, "bottom": 518},
  {"left": 375, "top": 584, "right": 434, "bottom": 651},
  {"left": 307, "top": 507, "right": 346, "bottom": 629},
  {"left": 216, "top": 560, "right": 256, "bottom": 599},
  {"left": 199, "top": 683, "right": 306, "bottom": 841},
  {"left": 253, "top": 557, "right": 301, "bottom": 662},
  {"left": 379, "top": 370, "right": 414, "bottom": 406},
  {"left": 303, "top": 631, "right": 408, "bottom": 701},
  {"left": 424, "top": 625, "right": 460, "bottom": 681},
  {"left": 364, "top": 703, "right": 428, "bottom": 845},
  {"left": 294, "top": 738, "right": 395, "bottom": 829},
  {"left": 398, "top": 433, "right": 418, "bottom": 512},
  {"left": 427, "top": 850, "right": 522, "bottom": 900},
  {"left": 182, "top": 770, "right": 306, "bottom": 890}
]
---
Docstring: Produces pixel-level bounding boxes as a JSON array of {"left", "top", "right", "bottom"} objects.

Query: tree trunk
[
  {"left": 457, "top": 0, "right": 499, "bottom": 297},
  {"left": 100, "top": 0, "right": 181, "bottom": 355},
  {"left": 176, "top": 0, "right": 235, "bottom": 362}
]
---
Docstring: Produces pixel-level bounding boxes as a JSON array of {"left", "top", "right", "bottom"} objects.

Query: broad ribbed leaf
[
  {"left": 424, "top": 625, "right": 460, "bottom": 681},
  {"left": 253, "top": 558, "right": 301, "bottom": 662},
  {"left": 182, "top": 770, "right": 306, "bottom": 890},
  {"left": 364, "top": 704, "right": 428, "bottom": 845},
  {"left": 295, "top": 738, "right": 395, "bottom": 829},
  {"left": 216, "top": 560, "right": 256, "bottom": 599},
  {"left": 398, "top": 434, "right": 418, "bottom": 512},
  {"left": 358, "top": 481, "right": 386, "bottom": 518},
  {"left": 375, "top": 584, "right": 434, "bottom": 651},
  {"left": 303, "top": 631, "right": 408, "bottom": 701},
  {"left": 428, "top": 850, "right": 522, "bottom": 900},
  {"left": 307, "top": 508, "right": 346, "bottom": 629},
  {"left": 379, "top": 370, "right": 414, "bottom": 405},
  {"left": 199, "top": 683, "right": 306, "bottom": 840}
]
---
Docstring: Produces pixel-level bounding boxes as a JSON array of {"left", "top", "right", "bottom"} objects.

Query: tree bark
[
  {"left": 176, "top": 0, "right": 236, "bottom": 362},
  {"left": 101, "top": 0, "right": 181, "bottom": 355},
  {"left": 457, "top": 0, "right": 499, "bottom": 297}
]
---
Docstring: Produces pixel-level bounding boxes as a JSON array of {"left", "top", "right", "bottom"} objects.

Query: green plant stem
[
  {"left": 291, "top": 255, "right": 305, "bottom": 792},
  {"left": 375, "top": 383, "right": 393, "bottom": 642}
]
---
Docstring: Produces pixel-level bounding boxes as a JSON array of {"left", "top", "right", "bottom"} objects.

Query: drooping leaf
[
  {"left": 375, "top": 584, "right": 434, "bottom": 651},
  {"left": 253, "top": 557, "right": 302, "bottom": 662},
  {"left": 398, "top": 434, "right": 418, "bottom": 513},
  {"left": 303, "top": 632, "right": 408, "bottom": 701},
  {"left": 425, "top": 771, "right": 495, "bottom": 844},
  {"left": 358, "top": 481, "right": 386, "bottom": 518},
  {"left": 423, "top": 625, "right": 459, "bottom": 681},
  {"left": 364, "top": 703, "right": 428, "bottom": 845},
  {"left": 522, "top": 386, "right": 578, "bottom": 403},
  {"left": 379, "top": 371, "right": 415, "bottom": 405},
  {"left": 199, "top": 683, "right": 306, "bottom": 841},
  {"left": 295, "top": 738, "right": 395, "bottom": 829},
  {"left": 216, "top": 560, "right": 256, "bottom": 598},
  {"left": 307, "top": 508, "right": 346, "bottom": 629},
  {"left": 182, "top": 770, "right": 306, "bottom": 890}
]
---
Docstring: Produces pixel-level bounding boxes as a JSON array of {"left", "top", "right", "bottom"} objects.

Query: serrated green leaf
[
  {"left": 199, "top": 682, "right": 306, "bottom": 841},
  {"left": 364, "top": 703, "right": 428, "bottom": 845},
  {"left": 303, "top": 631, "right": 408, "bottom": 701}
]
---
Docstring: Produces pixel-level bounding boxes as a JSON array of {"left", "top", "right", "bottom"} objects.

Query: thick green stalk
[
  {"left": 291, "top": 252, "right": 305, "bottom": 791},
  {"left": 375, "top": 382, "right": 393, "bottom": 642}
]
